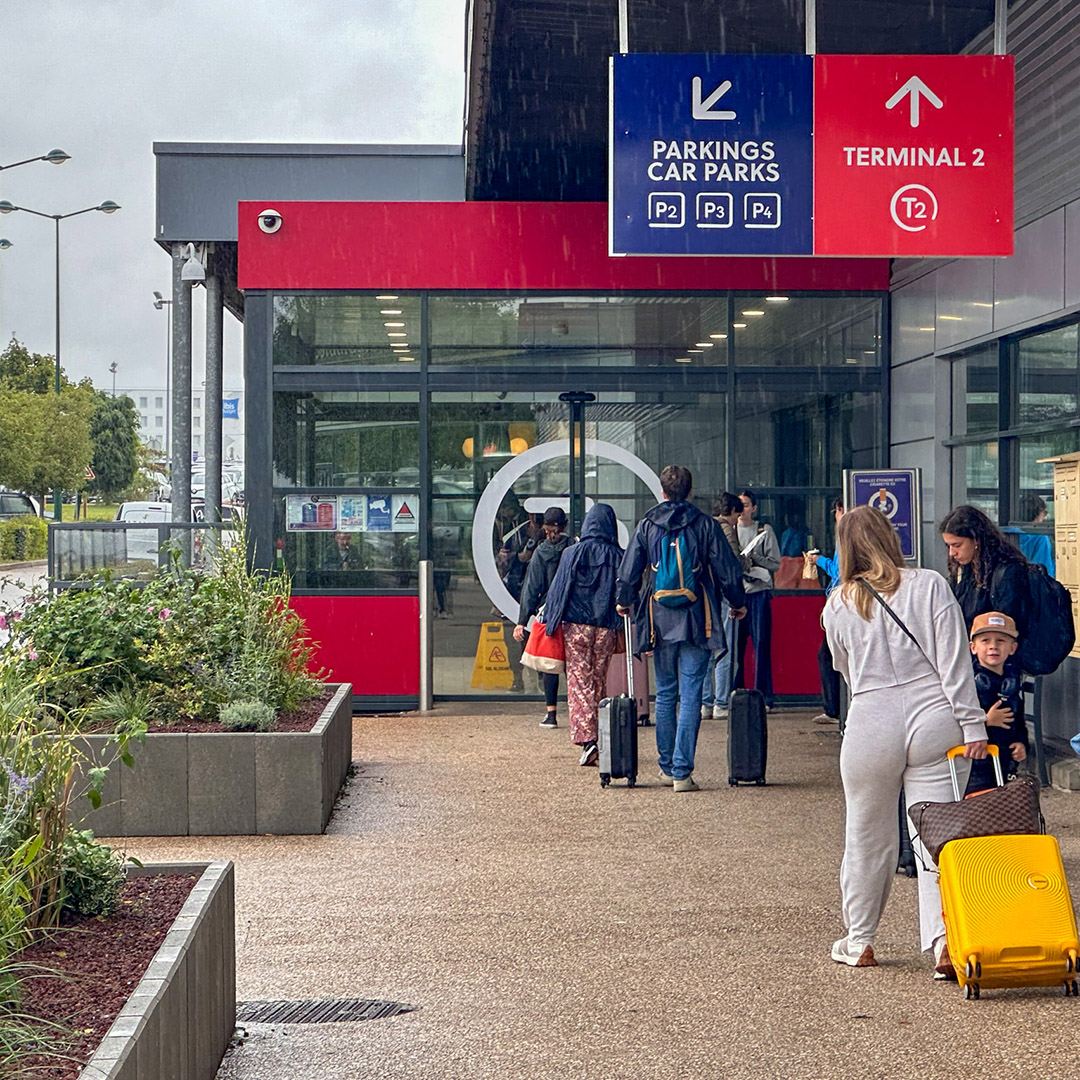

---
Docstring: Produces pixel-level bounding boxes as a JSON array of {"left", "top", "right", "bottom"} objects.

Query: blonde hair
[{"left": 836, "top": 506, "right": 905, "bottom": 620}]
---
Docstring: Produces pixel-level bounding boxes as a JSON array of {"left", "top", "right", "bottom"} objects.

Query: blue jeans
[
  {"left": 701, "top": 600, "right": 737, "bottom": 708},
  {"left": 654, "top": 640, "right": 711, "bottom": 780}
]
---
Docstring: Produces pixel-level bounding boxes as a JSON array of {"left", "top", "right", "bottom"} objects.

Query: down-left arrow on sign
[{"left": 692, "top": 77, "right": 736, "bottom": 120}]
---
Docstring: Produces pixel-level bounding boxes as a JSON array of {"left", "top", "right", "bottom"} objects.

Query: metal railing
[{"left": 48, "top": 521, "right": 238, "bottom": 589}]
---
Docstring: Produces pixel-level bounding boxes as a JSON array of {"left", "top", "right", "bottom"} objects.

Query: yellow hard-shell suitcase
[{"left": 939, "top": 833, "right": 1080, "bottom": 999}]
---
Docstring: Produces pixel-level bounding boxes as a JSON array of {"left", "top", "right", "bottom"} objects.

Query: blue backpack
[{"left": 652, "top": 529, "right": 699, "bottom": 608}]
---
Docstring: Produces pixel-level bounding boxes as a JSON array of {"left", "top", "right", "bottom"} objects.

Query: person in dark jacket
[
  {"left": 513, "top": 507, "right": 572, "bottom": 729},
  {"left": 617, "top": 465, "right": 747, "bottom": 792},
  {"left": 939, "top": 505, "right": 1029, "bottom": 643},
  {"left": 542, "top": 503, "right": 623, "bottom": 765}
]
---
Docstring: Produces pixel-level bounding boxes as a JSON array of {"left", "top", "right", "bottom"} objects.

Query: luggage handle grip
[
  {"left": 623, "top": 611, "right": 634, "bottom": 696},
  {"left": 946, "top": 744, "right": 1003, "bottom": 802}
]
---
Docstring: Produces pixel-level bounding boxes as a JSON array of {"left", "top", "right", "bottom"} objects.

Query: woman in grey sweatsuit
[{"left": 823, "top": 507, "right": 988, "bottom": 976}]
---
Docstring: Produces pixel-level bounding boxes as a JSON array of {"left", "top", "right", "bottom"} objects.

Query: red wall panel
[
  {"left": 771, "top": 593, "right": 827, "bottom": 696},
  {"left": 290, "top": 595, "right": 419, "bottom": 697},
  {"left": 238, "top": 201, "right": 890, "bottom": 292}
]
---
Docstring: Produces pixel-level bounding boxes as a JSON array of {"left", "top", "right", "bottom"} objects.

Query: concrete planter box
[
  {"left": 73, "top": 683, "right": 352, "bottom": 836},
  {"left": 80, "top": 861, "right": 235, "bottom": 1080}
]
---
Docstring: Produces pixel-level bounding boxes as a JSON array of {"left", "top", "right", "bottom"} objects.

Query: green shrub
[
  {"left": 0, "top": 516, "right": 47, "bottom": 562},
  {"left": 6, "top": 519, "right": 322, "bottom": 723},
  {"left": 219, "top": 700, "right": 276, "bottom": 732},
  {"left": 60, "top": 829, "right": 125, "bottom": 918}
]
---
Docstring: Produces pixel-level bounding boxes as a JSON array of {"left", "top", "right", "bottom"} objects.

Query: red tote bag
[{"left": 521, "top": 618, "right": 565, "bottom": 674}]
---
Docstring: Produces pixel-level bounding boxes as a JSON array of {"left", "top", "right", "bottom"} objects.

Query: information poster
[
  {"left": 391, "top": 494, "right": 419, "bottom": 533},
  {"left": 285, "top": 494, "right": 337, "bottom": 531},
  {"left": 366, "top": 495, "right": 392, "bottom": 532},
  {"left": 337, "top": 496, "right": 367, "bottom": 532},
  {"left": 845, "top": 469, "right": 921, "bottom": 562}
]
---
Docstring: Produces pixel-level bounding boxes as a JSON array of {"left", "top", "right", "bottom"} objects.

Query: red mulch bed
[{"left": 15, "top": 874, "right": 196, "bottom": 1079}]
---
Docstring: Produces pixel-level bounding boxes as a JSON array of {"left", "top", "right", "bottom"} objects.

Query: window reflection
[
  {"left": 1015, "top": 324, "right": 1078, "bottom": 426},
  {"left": 273, "top": 295, "right": 422, "bottom": 366},
  {"left": 734, "top": 388, "right": 879, "bottom": 488},
  {"left": 273, "top": 392, "right": 419, "bottom": 488},
  {"left": 731, "top": 296, "right": 881, "bottom": 367}
]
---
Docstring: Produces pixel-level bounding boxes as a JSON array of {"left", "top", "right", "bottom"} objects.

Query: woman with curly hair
[{"left": 938, "top": 505, "right": 1029, "bottom": 638}]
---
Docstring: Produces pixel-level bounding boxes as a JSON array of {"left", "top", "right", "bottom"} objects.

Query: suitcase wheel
[
  {"left": 626, "top": 774, "right": 636, "bottom": 788},
  {"left": 965, "top": 982, "right": 980, "bottom": 1000},
  {"left": 964, "top": 958, "right": 982, "bottom": 980},
  {"left": 728, "top": 777, "right": 736, "bottom": 787},
  {"left": 599, "top": 774, "right": 610, "bottom": 788},
  {"left": 755, "top": 778, "right": 765, "bottom": 786},
  {"left": 1065, "top": 979, "right": 1078, "bottom": 997},
  {"left": 1067, "top": 952, "right": 1077, "bottom": 974}
]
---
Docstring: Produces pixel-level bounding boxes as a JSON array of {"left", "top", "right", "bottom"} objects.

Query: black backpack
[{"left": 997, "top": 561, "right": 1076, "bottom": 676}]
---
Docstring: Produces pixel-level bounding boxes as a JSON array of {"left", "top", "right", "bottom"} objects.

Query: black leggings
[{"left": 542, "top": 672, "right": 559, "bottom": 708}]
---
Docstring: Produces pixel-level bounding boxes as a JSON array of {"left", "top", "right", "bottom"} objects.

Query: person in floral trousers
[
  {"left": 563, "top": 622, "right": 618, "bottom": 751},
  {"left": 540, "top": 503, "right": 623, "bottom": 766}
]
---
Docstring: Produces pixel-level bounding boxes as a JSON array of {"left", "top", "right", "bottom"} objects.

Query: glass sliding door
[{"left": 429, "top": 390, "right": 725, "bottom": 697}]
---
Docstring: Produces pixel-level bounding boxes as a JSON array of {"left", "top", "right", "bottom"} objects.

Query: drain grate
[{"left": 236, "top": 998, "right": 419, "bottom": 1025}]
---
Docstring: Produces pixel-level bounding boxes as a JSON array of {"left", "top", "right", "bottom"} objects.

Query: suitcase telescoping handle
[
  {"left": 623, "top": 611, "right": 634, "bottom": 698},
  {"left": 946, "top": 744, "right": 1003, "bottom": 802}
]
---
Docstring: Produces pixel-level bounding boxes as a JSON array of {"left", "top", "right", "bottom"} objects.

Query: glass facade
[
  {"left": 950, "top": 319, "right": 1080, "bottom": 526},
  {"left": 267, "top": 289, "right": 886, "bottom": 696}
]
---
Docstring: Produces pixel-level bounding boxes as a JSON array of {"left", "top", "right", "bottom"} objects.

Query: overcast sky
[{"left": 0, "top": 0, "right": 465, "bottom": 394}]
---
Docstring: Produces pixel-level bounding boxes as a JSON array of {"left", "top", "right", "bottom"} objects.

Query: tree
[
  {"left": 0, "top": 387, "right": 93, "bottom": 512},
  {"left": 88, "top": 393, "right": 139, "bottom": 500},
  {"left": 0, "top": 337, "right": 72, "bottom": 394}
]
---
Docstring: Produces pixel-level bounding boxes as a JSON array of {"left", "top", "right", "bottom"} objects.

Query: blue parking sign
[{"left": 610, "top": 54, "right": 814, "bottom": 256}]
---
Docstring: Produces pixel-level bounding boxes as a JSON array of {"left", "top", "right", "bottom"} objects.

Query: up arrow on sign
[
  {"left": 692, "top": 76, "right": 736, "bottom": 120},
  {"left": 885, "top": 75, "right": 943, "bottom": 128}
]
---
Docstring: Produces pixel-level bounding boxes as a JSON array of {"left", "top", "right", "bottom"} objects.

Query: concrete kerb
[
  {"left": 71, "top": 682, "right": 353, "bottom": 836},
  {"left": 79, "top": 861, "right": 235, "bottom": 1080}
]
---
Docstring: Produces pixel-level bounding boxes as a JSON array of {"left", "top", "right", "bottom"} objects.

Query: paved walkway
[{"left": 119, "top": 704, "right": 1080, "bottom": 1080}]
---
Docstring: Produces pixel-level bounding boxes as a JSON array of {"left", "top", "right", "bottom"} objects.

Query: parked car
[
  {"left": 0, "top": 490, "right": 40, "bottom": 521},
  {"left": 114, "top": 501, "right": 243, "bottom": 563}
]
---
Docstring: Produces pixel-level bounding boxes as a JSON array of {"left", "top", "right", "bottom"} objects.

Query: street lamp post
[
  {"left": 0, "top": 148, "right": 70, "bottom": 172},
  {"left": 0, "top": 199, "right": 120, "bottom": 520},
  {"left": 153, "top": 291, "right": 173, "bottom": 469}
]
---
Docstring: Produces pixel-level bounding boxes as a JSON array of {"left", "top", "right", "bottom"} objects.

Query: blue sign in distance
[
  {"left": 849, "top": 470, "right": 918, "bottom": 560},
  {"left": 610, "top": 54, "right": 814, "bottom": 256}
]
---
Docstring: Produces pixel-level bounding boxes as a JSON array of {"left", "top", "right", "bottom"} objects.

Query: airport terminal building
[{"left": 153, "top": 0, "right": 1080, "bottom": 744}]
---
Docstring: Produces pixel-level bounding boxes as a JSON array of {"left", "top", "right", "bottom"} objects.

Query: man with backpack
[{"left": 617, "top": 465, "right": 747, "bottom": 792}]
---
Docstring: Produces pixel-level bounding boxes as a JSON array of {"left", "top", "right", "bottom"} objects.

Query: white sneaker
[
  {"left": 712, "top": 705, "right": 727, "bottom": 720},
  {"left": 700, "top": 705, "right": 711, "bottom": 720},
  {"left": 831, "top": 937, "right": 878, "bottom": 967},
  {"left": 813, "top": 713, "right": 840, "bottom": 725}
]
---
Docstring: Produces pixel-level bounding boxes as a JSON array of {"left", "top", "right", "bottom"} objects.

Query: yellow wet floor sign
[{"left": 471, "top": 621, "right": 515, "bottom": 690}]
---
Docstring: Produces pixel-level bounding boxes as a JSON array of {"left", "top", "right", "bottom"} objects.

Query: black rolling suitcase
[
  {"left": 597, "top": 615, "right": 638, "bottom": 788},
  {"left": 727, "top": 687, "right": 767, "bottom": 786}
]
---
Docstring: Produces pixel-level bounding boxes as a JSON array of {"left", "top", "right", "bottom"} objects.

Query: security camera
[{"left": 257, "top": 208, "right": 282, "bottom": 234}]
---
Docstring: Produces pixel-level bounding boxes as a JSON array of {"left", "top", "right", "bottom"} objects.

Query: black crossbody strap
[{"left": 857, "top": 578, "right": 930, "bottom": 660}]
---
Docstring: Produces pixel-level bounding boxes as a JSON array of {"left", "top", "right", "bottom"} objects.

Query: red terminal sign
[{"left": 814, "top": 54, "right": 1014, "bottom": 257}]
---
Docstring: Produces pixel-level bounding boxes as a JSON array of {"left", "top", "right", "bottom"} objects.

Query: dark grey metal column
[
  {"left": 560, "top": 391, "right": 595, "bottom": 537},
  {"left": 171, "top": 243, "right": 192, "bottom": 530},
  {"left": 204, "top": 269, "right": 224, "bottom": 522},
  {"left": 243, "top": 292, "right": 274, "bottom": 571}
]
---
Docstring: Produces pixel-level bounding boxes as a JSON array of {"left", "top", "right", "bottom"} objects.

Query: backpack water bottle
[{"left": 653, "top": 530, "right": 699, "bottom": 608}]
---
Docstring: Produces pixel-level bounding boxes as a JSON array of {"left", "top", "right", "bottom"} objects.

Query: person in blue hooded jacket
[
  {"left": 542, "top": 503, "right": 624, "bottom": 766},
  {"left": 616, "top": 465, "right": 747, "bottom": 792}
]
